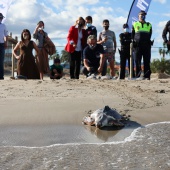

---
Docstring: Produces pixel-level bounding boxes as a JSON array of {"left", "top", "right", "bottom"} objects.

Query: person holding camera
[
  {"left": 65, "top": 17, "right": 86, "bottom": 79},
  {"left": 33, "top": 21, "right": 49, "bottom": 80},
  {"left": 82, "top": 35, "right": 105, "bottom": 77}
]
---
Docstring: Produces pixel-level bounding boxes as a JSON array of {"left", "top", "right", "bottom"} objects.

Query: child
[{"left": 50, "top": 58, "right": 63, "bottom": 79}]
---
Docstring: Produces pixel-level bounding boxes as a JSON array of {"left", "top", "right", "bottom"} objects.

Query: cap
[
  {"left": 138, "top": 10, "right": 147, "bottom": 16},
  {"left": 123, "top": 23, "right": 129, "bottom": 28},
  {"left": 0, "top": 13, "right": 5, "bottom": 18}
]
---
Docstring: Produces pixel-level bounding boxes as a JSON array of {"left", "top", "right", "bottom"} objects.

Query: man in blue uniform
[{"left": 132, "top": 10, "right": 152, "bottom": 80}]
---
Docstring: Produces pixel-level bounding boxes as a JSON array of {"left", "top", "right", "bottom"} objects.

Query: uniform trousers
[{"left": 134, "top": 44, "right": 151, "bottom": 79}]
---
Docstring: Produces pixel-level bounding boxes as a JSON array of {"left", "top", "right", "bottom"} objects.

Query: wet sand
[{"left": 0, "top": 74, "right": 170, "bottom": 169}]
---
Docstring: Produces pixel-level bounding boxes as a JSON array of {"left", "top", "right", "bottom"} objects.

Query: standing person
[
  {"left": 132, "top": 10, "right": 152, "bottom": 80},
  {"left": 119, "top": 23, "right": 134, "bottom": 79},
  {"left": 33, "top": 21, "right": 49, "bottom": 80},
  {"left": 83, "top": 16, "right": 97, "bottom": 65},
  {"left": 13, "top": 29, "right": 40, "bottom": 79},
  {"left": 82, "top": 35, "right": 105, "bottom": 77},
  {"left": 65, "top": 17, "right": 86, "bottom": 79},
  {"left": 162, "top": 20, "right": 170, "bottom": 51},
  {"left": 85, "top": 16, "right": 97, "bottom": 45},
  {"left": 98, "top": 19, "right": 117, "bottom": 79},
  {"left": 0, "top": 13, "right": 8, "bottom": 80}
]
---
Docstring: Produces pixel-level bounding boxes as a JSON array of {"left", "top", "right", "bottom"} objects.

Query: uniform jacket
[
  {"left": 132, "top": 21, "right": 152, "bottom": 43},
  {"left": 65, "top": 26, "right": 86, "bottom": 53}
]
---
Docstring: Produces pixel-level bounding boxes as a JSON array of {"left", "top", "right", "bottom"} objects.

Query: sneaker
[
  {"left": 136, "top": 77, "right": 150, "bottom": 80},
  {"left": 96, "top": 75, "right": 101, "bottom": 79},
  {"left": 111, "top": 76, "right": 117, "bottom": 80},
  {"left": 135, "top": 77, "right": 144, "bottom": 80},
  {"left": 101, "top": 75, "right": 110, "bottom": 80},
  {"left": 87, "top": 74, "right": 96, "bottom": 79}
]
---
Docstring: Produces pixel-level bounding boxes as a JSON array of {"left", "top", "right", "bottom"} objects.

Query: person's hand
[
  {"left": 86, "top": 67, "right": 91, "bottom": 71},
  {"left": 103, "top": 36, "right": 108, "bottom": 43},
  {"left": 16, "top": 55, "right": 21, "bottom": 60},
  {"left": 73, "top": 43, "right": 77, "bottom": 48},
  {"left": 54, "top": 73, "right": 60, "bottom": 77},
  {"left": 53, "top": 69, "right": 58, "bottom": 73},
  {"left": 35, "top": 24, "right": 40, "bottom": 30},
  {"left": 98, "top": 66, "right": 102, "bottom": 73},
  {"left": 167, "top": 41, "right": 170, "bottom": 45}
]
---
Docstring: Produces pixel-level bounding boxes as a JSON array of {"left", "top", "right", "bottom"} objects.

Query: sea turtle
[{"left": 83, "top": 106, "right": 126, "bottom": 128}]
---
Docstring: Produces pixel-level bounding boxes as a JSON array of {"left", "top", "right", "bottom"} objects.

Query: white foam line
[
  {"left": 1, "top": 121, "right": 170, "bottom": 149},
  {"left": 145, "top": 121, "right": 170, "bottom": 127}
]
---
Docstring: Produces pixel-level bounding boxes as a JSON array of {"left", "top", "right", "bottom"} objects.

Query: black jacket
[
  {"left": 119, "top": 32, "right": 132, "bottom": 50},
  {"left": 162, "top": 20, "right": 170, "bottom": 43}
]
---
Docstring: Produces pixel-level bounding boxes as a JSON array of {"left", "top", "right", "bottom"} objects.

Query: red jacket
[{"left": 65, "top": 26, "right": 86, "bottom": 53}]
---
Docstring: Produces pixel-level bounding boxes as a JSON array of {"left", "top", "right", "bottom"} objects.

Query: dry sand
[
  {"left": 0, "top": 72, "right": 170, "bottom": 169},
  {"left": 1, "top": 73, "right": 169, "bottom": 127}
]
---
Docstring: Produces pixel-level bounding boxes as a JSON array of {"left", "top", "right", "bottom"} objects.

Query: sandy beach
[{"left": 0, "top": 72, "right": 170, "bottom": 169}]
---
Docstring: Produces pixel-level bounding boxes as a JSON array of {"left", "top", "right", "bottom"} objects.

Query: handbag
[{"left": 44, "top": 37, "right": 56, "bottom": 55}]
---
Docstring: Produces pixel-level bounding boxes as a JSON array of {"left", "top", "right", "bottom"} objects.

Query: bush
[{"left": 151, "top": 58, "right": 170, "bottom": 74}]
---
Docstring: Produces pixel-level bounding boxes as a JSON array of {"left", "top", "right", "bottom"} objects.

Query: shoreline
[
  {"left": 0, "top": 76, "right": 170, "bottom": 145},
  {"left": 0, "top": 76, "right": 170, "bottom": 169}
]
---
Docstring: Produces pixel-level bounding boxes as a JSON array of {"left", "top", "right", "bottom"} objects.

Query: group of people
[
  {"left": 0, "top": 17, "right": 60, "bottom": 80},
  {"left": 65, "top": 16, "right": 117, "bottom": 79},
  {"left": 12, "top": 21, "right": 59, "bottom": 80},
  {"left": 0, "top": 11, "right": 170, "bottom": 80},
  {"left": 64, "top": 11, "right": 153, "bottom": 80}
]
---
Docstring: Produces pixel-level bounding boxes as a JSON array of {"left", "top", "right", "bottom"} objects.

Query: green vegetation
[
  {"left": 60, "top": 50, "right": 70, "bottom": 62},
  {"left": 49, "top": 50, "right": 70, "bottom": 63},
  {"left": 151, "top": 43, "right": 170, "bottom": 74},
  {"left": 151, "top": 58, "right": 170, "bottom": 74}
]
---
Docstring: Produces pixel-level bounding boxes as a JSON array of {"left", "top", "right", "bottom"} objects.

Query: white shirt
[
  {"left": 0, "top": 23, "right": 8, "bottom": 43},
  {"left": 75, "top": 29, "right": 82, "bottom": 51}
]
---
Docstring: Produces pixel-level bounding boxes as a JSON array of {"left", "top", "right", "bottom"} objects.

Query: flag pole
[{"left": 126, "top": 0, "right": 135, "bottom": 27}]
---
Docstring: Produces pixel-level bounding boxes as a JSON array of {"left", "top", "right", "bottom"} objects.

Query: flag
[
  {"left": 127, "top": 0, "right": 152, "bottom": 31},
  {"left": 0, "top": 0, "right": 13, "bottom": 23}
]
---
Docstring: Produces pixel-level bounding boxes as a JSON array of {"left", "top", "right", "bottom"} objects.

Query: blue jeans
[{"left": 0, "top": 43, "right": 5, "bottom": 79}]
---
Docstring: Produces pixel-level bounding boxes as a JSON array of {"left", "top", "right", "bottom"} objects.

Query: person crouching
[
  {"left": 50, "top": 58, "right": 63, "bottom": 79},
  {"left": 82, "top": 35, "right": 105, "bottom": 77}
]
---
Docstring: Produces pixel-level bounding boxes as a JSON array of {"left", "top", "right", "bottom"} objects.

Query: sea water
[{"left": 0, "top": 122, "right": 169, "bottom": 170}]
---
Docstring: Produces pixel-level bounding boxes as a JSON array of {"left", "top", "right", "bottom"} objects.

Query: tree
[
  {"left": 151, "top": 58, "right": 170, "bottom": 74},
  {"left": 48, "top": 49, "right": 60, "bottom": 60},
  {"left": 159, "top": 42, "right": 169, "bottom": 58},
  {"left": 60, "top": 50, "right": 70, "bottom": 63}
]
